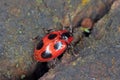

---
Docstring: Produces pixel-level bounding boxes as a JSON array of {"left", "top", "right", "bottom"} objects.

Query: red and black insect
[{"left": 34, "top": 30, "right": 73, "bottom": 62}]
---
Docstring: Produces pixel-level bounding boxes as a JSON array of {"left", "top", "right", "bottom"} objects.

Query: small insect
[{"left": 34, "top": 30, "right": 73, "bottom": 62}]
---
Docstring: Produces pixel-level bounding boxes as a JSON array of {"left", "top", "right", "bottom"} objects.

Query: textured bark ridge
[
  {"left": 61, "top": 0, "right": 115, "bottom": 28},
  {"left": 39, "top": 0, "right": 120, "bottom": 80},
  {"left": 0, "top": 0, "right": 118, "bottom": 80}
]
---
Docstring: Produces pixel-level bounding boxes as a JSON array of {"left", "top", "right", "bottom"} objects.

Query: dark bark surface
[
  {"left": 40, "top": 0, "right": 120, "bottom": 80},
  {"left": 0, "top": 0, "right": 119, "bottom": 80}
]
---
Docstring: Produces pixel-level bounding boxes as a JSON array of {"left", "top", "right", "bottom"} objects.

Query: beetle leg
[
  {"left": 68, "top": 44, "right": 79, "bottom": 57},
  {"left": 42, "top": 27, "right": 54, "bottom": 34},
  {"left": 32, "top": 35, "right": 42, "bottom": 42}
]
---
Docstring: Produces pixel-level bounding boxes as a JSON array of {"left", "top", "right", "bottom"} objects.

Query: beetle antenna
[{"left": 68, "top": 13, "right": 73, "bottom": 33}]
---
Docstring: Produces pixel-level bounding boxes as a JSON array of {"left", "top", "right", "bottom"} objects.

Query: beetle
[{"left": 34, "top": 30, "right": 73, "bottom": 62}]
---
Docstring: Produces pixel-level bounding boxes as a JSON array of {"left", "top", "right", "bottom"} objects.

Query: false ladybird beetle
[{"left": 34, "top": 30, "right": 73, "bottom": 62}]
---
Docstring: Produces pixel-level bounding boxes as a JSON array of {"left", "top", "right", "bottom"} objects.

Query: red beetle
[{"left": 34, "top": 30, "right": 73, "bottom": 62}]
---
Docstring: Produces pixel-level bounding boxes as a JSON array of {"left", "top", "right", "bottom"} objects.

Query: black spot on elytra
[
  {"left": 54, "top": 43, "right": 59, "bottom": 50},
  {"left": 54, "top": 42, "right": 62, "bottom": 50},
  {"left": 41, "top": 51, "right": 52, "bottom": 58},
  {"left": 48, "top": 34, "right": 57, "bottom": 40},
  {"left": 36, "top": 40, "right": 44, "bottom": 50}
]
